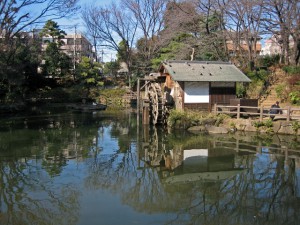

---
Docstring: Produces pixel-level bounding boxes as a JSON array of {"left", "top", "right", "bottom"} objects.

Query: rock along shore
[{"left": 187, "top": 118, "right": 300, "bottom": 136}]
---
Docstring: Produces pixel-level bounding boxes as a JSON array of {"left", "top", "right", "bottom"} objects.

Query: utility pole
[
  {"left": 93, "top": 35, "right": 97, "bottom": 62},
  {"left": 73, "top": 25, "right": 77, "bottom": 80}
]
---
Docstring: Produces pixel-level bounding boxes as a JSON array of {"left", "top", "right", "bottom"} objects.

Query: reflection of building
[{"left": 160, "top": 147, "right": 243, "bottom": 183}]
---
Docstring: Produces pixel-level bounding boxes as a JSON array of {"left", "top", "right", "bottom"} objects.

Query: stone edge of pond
[{"left": 187, "top": 119, "right": 300, "bottom": 136}]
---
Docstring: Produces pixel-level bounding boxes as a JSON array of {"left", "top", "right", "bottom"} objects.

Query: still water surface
[{"left": 0, "top": 108, "right": 300, "bottom": 225}]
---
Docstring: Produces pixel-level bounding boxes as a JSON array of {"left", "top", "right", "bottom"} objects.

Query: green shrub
[
  {"left": 253, "top": 121, "right": 264, "bottom": 128},
  {"left": 236, "top": 83, "right": 246, "bottom": 98},
  {"left": 289, "top": 91, "right": 300, "bottom": 105},
  {"left": 257, "top": 55, "right": 280, "bottom": 67},
  {"left": 275, "top": 84, "right": 285, "bottom": 99},
  {"left": 264, "top": 119, "right": 273, "bottom": 128},
  {"left": 282, "top": 66, "right": 300, "bottom": 74},
  {"left": 167, "top": 109, "right": 186, "bottom": 127},
  {"left": 291, "top": 121, "right": 300, "bottom": 133},
  {"left": 167, "top": 110, "right": 228, "bottom": 128}
]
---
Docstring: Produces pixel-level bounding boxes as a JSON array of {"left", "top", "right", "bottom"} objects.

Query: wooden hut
[{"left": 158, "top": 60, "right": 251, "bottom": 111}]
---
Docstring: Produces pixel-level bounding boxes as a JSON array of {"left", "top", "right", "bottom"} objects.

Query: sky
[{"left": 58, "top": 0, "right": 117, "bottom": 62}]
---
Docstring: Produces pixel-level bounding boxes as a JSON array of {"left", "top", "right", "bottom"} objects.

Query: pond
[{"left": 0, "top": 107, "right": 300, "bottom": 225}]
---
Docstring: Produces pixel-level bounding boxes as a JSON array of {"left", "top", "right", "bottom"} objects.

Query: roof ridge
[{"left": 164, "top": 60, "right": 231, "bottom": 65}]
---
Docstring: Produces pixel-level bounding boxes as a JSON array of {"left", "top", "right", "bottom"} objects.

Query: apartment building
[
  {"left": 224, "top": 31, "right": 262, "bottom": 57},
  {"left": 261, "top": 35, "right": 295, "bottom": 56},
  {"left": 41, "top": 33, "right": 96, "bottom": 62}
]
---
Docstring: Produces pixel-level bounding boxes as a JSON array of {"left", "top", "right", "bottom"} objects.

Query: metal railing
[{"left": 214, "top": 104, "right": 300, "bottom": 121}]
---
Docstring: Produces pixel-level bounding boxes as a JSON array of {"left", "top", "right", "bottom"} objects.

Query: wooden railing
[
  {"left": 214, "top": 104, "right": 300, "bottom": 121},
  {"left": 214, "top": 140, "right": 300, "bottom": 160}
]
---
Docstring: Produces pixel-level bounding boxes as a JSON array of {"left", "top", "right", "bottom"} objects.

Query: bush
[
  {"left": 257, "top": 55, "right": 280, "bottom": 67},
  {"left": 287, "top": 75, "right": 300, "bottom": 86},
  {"left": 292, "top": 121, "right": 300, "bottom": 133},
  {"left": 167, "top": 110, "right": 229, "bottom": 129},
  {"left": 236, "top": 83, "right": 246, "bottom": 98},
  {"left": 275, "top": 84, "right": 285, "bottom": 99},
  {"left": 289, "top": 91, "right": 300, "bottom": 105},
  {"left": 282, "top": 66, "right": 300, "bottom": 74}
]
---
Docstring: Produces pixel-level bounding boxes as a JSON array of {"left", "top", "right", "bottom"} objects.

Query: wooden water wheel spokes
[{"left": 148, "top": 82, "right": 165, "bottom": 125}]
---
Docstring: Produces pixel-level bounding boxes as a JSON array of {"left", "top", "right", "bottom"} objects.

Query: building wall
[
  {"left": 41, "top": 33, "right": 96, "bottom": 62},
  {"left": 172, "top": 81, "right": 236, "bottom": 112},
  {"left": 261, "top": 35, "right": 295, "bottom": 56},
  {"left": 162, "top": 72, "right": 237, "bottom": 112}
]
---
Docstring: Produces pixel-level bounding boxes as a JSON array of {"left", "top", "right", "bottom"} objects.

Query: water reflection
[
  {"left": 0, "top": 110, "right": 300, "bottom": 225},
  {"left": 140, "top": 129, "right": 300, "bottom": 225}
]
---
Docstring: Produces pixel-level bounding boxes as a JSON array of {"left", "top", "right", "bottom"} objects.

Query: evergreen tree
[{"left": 40, "top": 20, "right": 72, "bottom": 78}]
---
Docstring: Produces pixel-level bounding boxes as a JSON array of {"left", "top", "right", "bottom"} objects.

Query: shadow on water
[{"left": 0, "top": 109, "right": 300, "bottom": 225}]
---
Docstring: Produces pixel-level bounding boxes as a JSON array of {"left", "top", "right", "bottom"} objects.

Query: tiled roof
[{"left": 160, "top": 60, "right": 251, "bottom": 82}]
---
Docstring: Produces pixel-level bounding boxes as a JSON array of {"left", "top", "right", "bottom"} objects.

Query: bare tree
[
  {"left": 192, "top": 0, "right": 229, "bottom": 60},
  {"left": 0, "top": 0, "right": 80, "bottom": 41},
  {"left": 261, "top": 0, "right": 295, "bottom": 65},
  {"left": 290, "top": 0, "right": 300, "bottom": 65},
  {"left": 121, "top": 0, "right": 167, "bottom": 62},
  {"left": 219, "top": 0, "right": 263, "bottom": 69},
  {"left": 82, "top": 3, "right": 138, "bottom": 72}
]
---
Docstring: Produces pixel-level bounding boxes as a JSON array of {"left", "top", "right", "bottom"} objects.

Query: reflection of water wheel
[{"left": 147, "top": 83, "right": 168, "bottom": 125}]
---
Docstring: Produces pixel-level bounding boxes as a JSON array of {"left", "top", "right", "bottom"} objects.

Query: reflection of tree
[
  {"left": 109, "top": 112, "right": 138, "bottom": 153},
  {"left": 0, "top": 111, "right": 103, "bottom": 225},
  {"left": 1, "top": 111, "right": 300, "bottom": 225},
  {"left": 85, "top": 125, "right": 300, "bottom": 225},
  {"left": 0, "top": 160, "right": 80, "bottom": 225}
]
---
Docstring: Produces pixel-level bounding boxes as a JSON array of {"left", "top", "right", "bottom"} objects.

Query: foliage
[
  {"left": 282, "top": 66, "right": 300, "bottom": 75},
  {"left": 287, "top": 75, "right": 300, "bottom": 86},
  {"left": 246, "top": 80, "right": 264, "bottom": 98},
  {"left": 245, "top": 70, "right": 270, "bottom": 98},
  {"left": 151, "top": 34, "right": 190, "bottom": 68},
  {"left": 77, "top": 57, "right": 103, "bottom": 85},
  {"left": 40, "top": 20, "right": 67, "bottom": 46},
  {"left": 167, "top": 109, "right": 230, "bottom": 129},
  {"left": 291, "top": 121, "right": 300, "bottom": 133},
  {"left": 103, "top": 61, "right": 120, "bottom": 78},
  {"left": 0, "top": 34, "right": 41, "bottom": 103},
  {"left": 257, "top": 55, "right": 280, "bottom": 67},
  {"left": 253, "top": 119, "right": 273, "bottom": 133},
  {"left": 289, "top": 91, "right": 300, "bottom": 105},
  {"left": 275, "top": 84, "right": 285, "bottom": 99},
  {"left": 246, "top": 69, "right": 269, "bottom": 82},
  {"left": 42, "top": 42, "right": 72, "bottom": 77},
  {"left": 236, "top": 83, "right": 247, "bottom": 98},
  {"left": 40, "top": 21, "right": 72, "bottom": 78},
  {"left": 264, "top": 119, "right": 273, "bottom": 128}
]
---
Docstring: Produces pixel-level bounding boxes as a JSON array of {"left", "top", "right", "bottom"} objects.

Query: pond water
[{"left": 0, "top": 107, "right": 300, "bottom": 225}]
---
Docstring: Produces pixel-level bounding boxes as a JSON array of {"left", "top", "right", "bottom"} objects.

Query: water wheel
[{"left": 147, "top": 82, "right": 169, "bottom": 125}]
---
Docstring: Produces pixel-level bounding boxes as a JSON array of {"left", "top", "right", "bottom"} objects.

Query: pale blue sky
[
  {"left": 58, "top": 0, "right": 117, "bottom": 61},
  {"left": 58, "top": 0, "right": 116, "bottom": 33}
]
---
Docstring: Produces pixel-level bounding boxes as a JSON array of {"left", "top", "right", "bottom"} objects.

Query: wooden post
[
  {"left": 237, "top": 104, "right": 240, "bottom": 119},
  {"left": 142, "top": 100, "right": 149, "bottom": 125},
  {"left": 287, "top": 106, "right": 290, "bottom": 122},
  {"left": 137, "top": 79, "right": 140, "bottom": 111},
  {"left": 214, "top": 103, "right": 217, "bottom": 115},
  {"left": 260, "top": 105, "right": 263, "bottom": 122}
]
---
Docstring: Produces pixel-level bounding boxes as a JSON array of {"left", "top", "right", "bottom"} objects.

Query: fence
[{"left": 214, "top": 104, "right": 300, "bottom": 121}]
